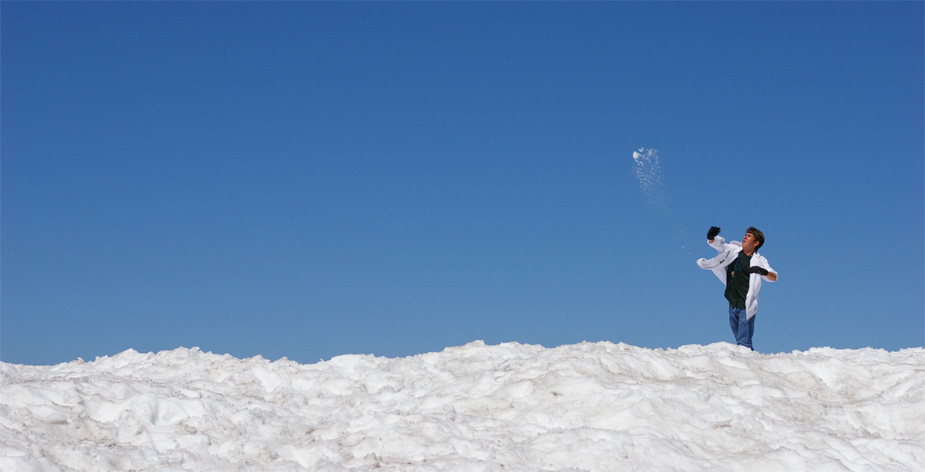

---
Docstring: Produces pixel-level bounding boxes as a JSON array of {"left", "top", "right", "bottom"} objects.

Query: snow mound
[{"left": 2, "top": 341, "right": 923, "bottom": 471}]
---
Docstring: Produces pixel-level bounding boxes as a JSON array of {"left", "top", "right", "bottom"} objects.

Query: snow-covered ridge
[{"left": 2, "top": 341, "right": 923, "bottom": 471}]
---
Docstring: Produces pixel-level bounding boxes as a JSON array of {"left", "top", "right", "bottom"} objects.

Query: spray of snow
[
  {"left": 2, "top": 341, "right": 923, "bottom": 471},
  {"left": 632, "top": 147, "right": 692, "bottom": 254},
  {"left": 632, "top": 147, "right": 670, "bottom": 213}
]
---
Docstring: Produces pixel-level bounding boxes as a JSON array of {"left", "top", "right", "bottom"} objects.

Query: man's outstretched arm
[{"left": 747, "top": 265, "right": 778, "bottom": 282}]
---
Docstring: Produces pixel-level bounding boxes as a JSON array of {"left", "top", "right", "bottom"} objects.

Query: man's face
[{"left": 742, "top": 232, "right": 760, "bottom": 254}]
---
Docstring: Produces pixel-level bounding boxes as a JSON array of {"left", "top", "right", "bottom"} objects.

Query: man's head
[{"left": 742, "top": 227, "right": 765, "bottom": 254}]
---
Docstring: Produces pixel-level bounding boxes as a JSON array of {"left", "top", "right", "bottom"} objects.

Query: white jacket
[{"left": 697, "top": 236, "right": 776, "bottom": 320}]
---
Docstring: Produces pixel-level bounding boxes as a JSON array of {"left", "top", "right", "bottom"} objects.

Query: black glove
[
  {"left": 707, "top": 226, "right": 721, "bottom": 240},
  {"left": 747, "top": 266, "right": 769, "bottom": 276}
]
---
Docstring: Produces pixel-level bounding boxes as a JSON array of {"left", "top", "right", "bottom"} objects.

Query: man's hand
[
  {"left": 747, "top": 266, "right": 769, "bottom": 276},
  {"left": 707, "top": 226, "right": 721, "bottom": 240}
]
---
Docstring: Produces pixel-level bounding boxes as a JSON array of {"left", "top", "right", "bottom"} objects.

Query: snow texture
[{"left": 2, "top": 341, "right": 923, "bottom": 471}]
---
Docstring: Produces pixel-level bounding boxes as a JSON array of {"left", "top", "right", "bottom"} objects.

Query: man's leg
[
  {"left": 742, "top": 314, "right": 756, "bottom": 351},
  {"left": 729, "top": 307, "right": 755, "bottom": 350},
  {"left": 728, "top": 306, "right": 739, "bottom": 338}
]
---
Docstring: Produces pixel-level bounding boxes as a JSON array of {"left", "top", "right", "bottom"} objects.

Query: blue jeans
[{"left": 728, "top": 306, "right": 755, "bottom": 351}]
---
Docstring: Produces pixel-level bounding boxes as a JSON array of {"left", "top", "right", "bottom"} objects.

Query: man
[{"left": 697, "top": 226, "right": 778, "bottom": 350}]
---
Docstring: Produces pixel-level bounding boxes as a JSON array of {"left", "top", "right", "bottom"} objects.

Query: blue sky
[{"left": 2, "top": 2, "right": 922, "bottom": 366}]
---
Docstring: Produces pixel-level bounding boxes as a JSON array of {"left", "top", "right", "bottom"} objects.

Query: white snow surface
[{"left": 1, "top": 341, "right": 923, "bottom": 471}]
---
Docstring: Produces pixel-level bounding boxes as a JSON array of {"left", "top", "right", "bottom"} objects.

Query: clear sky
[{"left": 2, "top": 1, "right": 923, "bottom": 366}]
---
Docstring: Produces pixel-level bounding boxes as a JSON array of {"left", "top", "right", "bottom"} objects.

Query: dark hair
[{"left": 747, "top": 227, "right": 765, "bottom": 250}]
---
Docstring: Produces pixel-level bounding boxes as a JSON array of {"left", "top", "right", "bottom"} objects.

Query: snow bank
[{"left": 1, "top": 341, "right": 923, "bottom": 471}]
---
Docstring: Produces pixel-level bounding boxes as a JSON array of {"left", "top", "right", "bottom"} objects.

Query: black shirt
[{"left": 724, "top": 252, "right": 752, "bottom": 309}]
